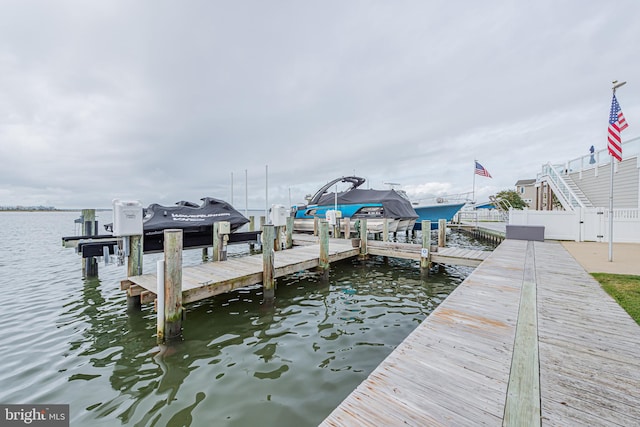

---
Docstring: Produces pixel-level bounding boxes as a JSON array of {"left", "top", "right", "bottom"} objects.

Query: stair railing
[{"left": 537, "top": 163, "right": 586, "bottom": 210}]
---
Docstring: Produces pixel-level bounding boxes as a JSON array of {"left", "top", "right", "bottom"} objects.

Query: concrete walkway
[{"left": 561, "top": 241, "right": 640, "bottom": 275}]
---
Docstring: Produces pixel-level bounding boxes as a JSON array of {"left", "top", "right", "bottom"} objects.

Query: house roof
[{"left": 515, "top": 179, "right": 536, "bottom": 186}]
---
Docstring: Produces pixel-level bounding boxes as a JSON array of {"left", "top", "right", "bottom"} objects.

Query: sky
[{"left": 1, "top": 1, "right": 639, "bottom": 210}]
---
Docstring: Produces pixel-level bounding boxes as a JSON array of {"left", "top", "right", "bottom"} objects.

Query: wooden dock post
[
  {"left": 158, "top": 229, "right": 183, "bottom": 342},
  {"left": 359, "top": 219, "right": 368, "bottom": 259},
  {"left": 274, "top": 226, "right": 283, "bottom": 251},
  {"left": 286, "top": 216, "right": 294, "bottom": 249},
  {"left": 81, "top": 209, "right": 98, "bottom": 277},
  {"left": 383, "top": 219, "right": 389, "bottom": 242},
  {"left": 127, "top": 234, "right": 143, "bottom": 310},
  {"left": 249, "top": 216, "right": 256, "bottom": 252},
  {"left": 262, "top": 225, "right": 275, "bottom": 299},
  {"left": 212, "top": 222, "right": 220, "bottom": 261},
  {"left": 313, "top": 217, "right": 319, "bottom": 236},
  {"left": 438, "top": 219, "right": 447, "bottom": 248},
  {"left": 318, "top": 219, "right": 330, "bottom": 280},
  {"left": 343, "top": 217, "right": 351, "bottom": 239},
  {"left": 212, "top": 222, "right": 229, "bottom": 261},
  {"left": 420, "top": 221, "right": 431, "bottom": 276}
]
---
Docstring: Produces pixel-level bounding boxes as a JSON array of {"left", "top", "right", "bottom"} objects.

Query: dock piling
[
  {"left": 274, "top": 226, "right": 283, "bottom": 251},
  {"left": 286, "top": 216, "right": 294, "bottom": 249},
  {"left": 81, "top": 209, "right": 98, "bottom": 277},
  {"left": 420, "top": 220, "right": 431, "bottom": 275},
  {"left": 249, "top": 216, "right": 256, "bottom": 252},
  {"left": 127, "top": 234, "right": 143, "bottom": 310},
  {"left": 438, "top": 219, "right": 447, "bottom": 248},
  {"left": 318, "top": 220, "right": 329, "bottom": 280},
  {"left": 262, "top": 225, "right": 275, "bottom": 299},
  {"left": 343, "top": 217, "right": 351, "bottom": 239},
  {"left": 383, "top": 219, "right": 389, "bottom": 242},
  {"left": 359, "top": 219, "right": 368, "bottom": 259},
  {"left": 159, "top": 229, "right": 183, "bottom": 342}
]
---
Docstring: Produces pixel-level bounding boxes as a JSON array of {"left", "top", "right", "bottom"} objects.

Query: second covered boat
[{"left": 291, "top": 176, "right": 419, "bottom": 234}]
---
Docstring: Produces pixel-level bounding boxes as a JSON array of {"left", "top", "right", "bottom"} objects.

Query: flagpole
[
  {"left": 609, "top": 153, "right": 614, "bottom": 261},
  {"left": 608, "top": 80, "right": 627, "bottom": 262},
  {"left": 472, "top": 160, "right": 476, "bottom": 203}
]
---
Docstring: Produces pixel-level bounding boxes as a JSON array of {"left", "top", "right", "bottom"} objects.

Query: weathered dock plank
[{"left": 534, "top": 241, "right": 640, "bottom": 426}]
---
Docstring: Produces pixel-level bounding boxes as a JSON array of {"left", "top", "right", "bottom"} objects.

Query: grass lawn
[{"left": 592, "top": 273, "right": 640, "bottom": 326}]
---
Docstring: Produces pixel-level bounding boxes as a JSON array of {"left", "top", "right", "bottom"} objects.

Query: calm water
[{"left": 0, "top": 211, "right": 495, "bottom": 426}]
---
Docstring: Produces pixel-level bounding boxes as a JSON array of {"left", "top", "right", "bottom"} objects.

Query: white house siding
[{"left": 567, "top": 156, "right": 638, "bottom": 208}]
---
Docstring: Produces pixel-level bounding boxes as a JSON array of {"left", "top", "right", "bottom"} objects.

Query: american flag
[
  {"left": 475, "top": 161, "right": 492, "bottom": 178},
  {"left": 608, "top": 94, "right": 628, "bottom": 162}
]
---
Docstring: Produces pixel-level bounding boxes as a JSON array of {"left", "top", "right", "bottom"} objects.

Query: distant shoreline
[{"left": 0, "top": 207, "right": 112, "bottom": 212}]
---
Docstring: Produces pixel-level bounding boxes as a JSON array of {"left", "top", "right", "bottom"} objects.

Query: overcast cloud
[{"left": 1, "top": 1, "right": 639, "bottom": 209}]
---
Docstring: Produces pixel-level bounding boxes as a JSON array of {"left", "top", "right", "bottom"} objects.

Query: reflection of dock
[{"left": 321, "top": 239, "right": 640, "bottom": 426}]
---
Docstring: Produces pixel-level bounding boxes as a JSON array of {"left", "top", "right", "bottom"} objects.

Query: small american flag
[
  {"left": 608, "top": 94, "right": 628, "bottom": 162},
  {"left": 475, "top": 161, "right": 492, "bottom": 178}
]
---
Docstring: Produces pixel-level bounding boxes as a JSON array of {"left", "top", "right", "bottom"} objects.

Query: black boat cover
[
  {"left": 143, "top": 197, "right": 249, "bottom": 232},
  {"left": 315, "top": 189, "right": 418, "bottom": 219}
]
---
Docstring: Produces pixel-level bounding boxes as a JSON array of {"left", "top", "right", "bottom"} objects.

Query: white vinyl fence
[{"left": 509, "top": 208, "right": 640, "bottom": 243}]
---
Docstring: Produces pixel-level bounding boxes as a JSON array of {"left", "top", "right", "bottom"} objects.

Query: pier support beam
[
  {"left": 262, "top": 225, "right": 275, "bottom": 299},
  {"left": 127, "top": 234, "right": 143, "bottom": 310},
  {"left": 158, "top": 229, "right": 183, "bottom": 343},
  {"left": 318, "top": 220, "right": 330, "bottom": 280},
  {"left": 438, "top": 219, "right": 447, "bottom": 248},
  {"left": 420, "top": 221, "right": 431, "bottom": 276}
]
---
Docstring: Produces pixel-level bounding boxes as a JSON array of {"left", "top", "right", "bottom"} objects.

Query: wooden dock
[
  {"left": 123, "top": 238, "right": 359, "bottom": 304},
  {"left": 124, "top": 234, "right": 492, "bottom": 306},
  {"left": 320, "top": 239, "right": 640, "bottom": 426}
]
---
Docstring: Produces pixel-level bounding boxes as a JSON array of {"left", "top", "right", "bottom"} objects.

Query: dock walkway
[{"left": 321, "top": 239, "right": 640, "bottom": 426}]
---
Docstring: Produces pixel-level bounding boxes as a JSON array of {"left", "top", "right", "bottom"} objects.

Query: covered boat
[
  {"left": 292, "top": 176, "right": 419, "bottom": 234},
  {"left": 105, "top": 197, "right": 249, "bottom": 252}
]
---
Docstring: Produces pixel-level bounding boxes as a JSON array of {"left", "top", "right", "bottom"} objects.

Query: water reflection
[{"left": 56, "top": 228, "right": 493, "bottom": 426}]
